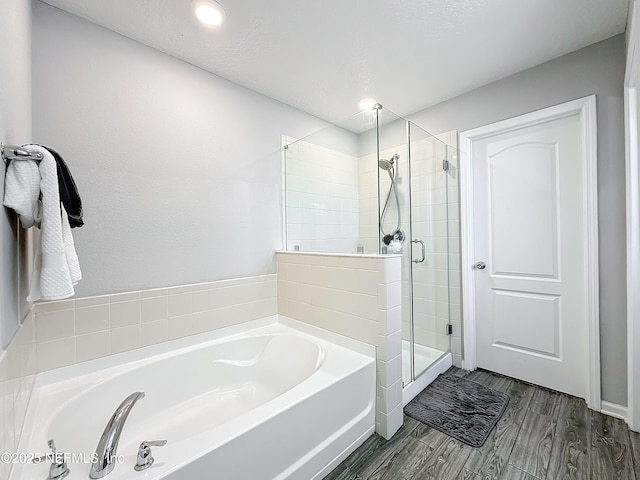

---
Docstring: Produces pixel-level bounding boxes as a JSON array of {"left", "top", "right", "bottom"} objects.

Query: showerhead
[
  {"left": 378, "top": 153, "right": 400, "bottom": 171},
  {"left": 379, "top": 159, "right": 394, "bottom": 171}
]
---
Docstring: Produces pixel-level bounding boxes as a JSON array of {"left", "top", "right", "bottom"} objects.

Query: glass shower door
[{"left": 407, "top": 122, "right": 452, "bottom": 381}]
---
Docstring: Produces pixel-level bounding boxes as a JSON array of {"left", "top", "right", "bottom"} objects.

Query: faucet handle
[
  {"left": 142, "top": 440, "right": 167, "bottom": 448},
  {"left": 32, "top": 439, "right": 70, "bottom": 480},
  {"left": 134, "top": 440, "right": 167, "bottom": 471}
]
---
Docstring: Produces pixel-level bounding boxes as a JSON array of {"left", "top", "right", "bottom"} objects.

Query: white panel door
[{"left": 473, "top": 113, "right": 588, "bottom": 397}]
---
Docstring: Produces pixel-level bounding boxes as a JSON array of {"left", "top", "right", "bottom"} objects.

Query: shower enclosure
[{"left": 281, "top": 105, "right": 460, "bottom": 399}]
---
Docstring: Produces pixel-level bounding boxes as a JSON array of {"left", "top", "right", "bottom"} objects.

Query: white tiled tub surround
[
  {"left": 0, "top": 275, "right": 276, "bottom": 478},
  {"left": 277, "top": 251, "right": 403, "bottom": 439},
  {"left": 30, "top": 274, "right": 277, "bottom": 372},
  {"left": 283, "top": 137, "right": 360, "bottom": 253},
  {"left": 0, "top": 309, "right": 37, "bottom": 480}
]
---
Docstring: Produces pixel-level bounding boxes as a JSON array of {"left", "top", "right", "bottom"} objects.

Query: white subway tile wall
[
  {"left": 76, "top": 330, "right": 110, "bottom": 363},
  {"left": 277, "top": 251, "right": 403, "bottom": 439},
  {"left": 0, "top": 309, "right": 36, "bottom": 480},
  {"left": 357, "top": 152, "right": 382, "bottom": 254},
  {"left": 29, "top": 274, "right": 277, "bottom": 373},
  {"left": 283, "top": 139, "right": 360, "bottom": 253}
]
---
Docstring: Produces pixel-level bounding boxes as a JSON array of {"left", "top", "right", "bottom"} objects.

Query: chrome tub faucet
[{"left": 89, "top": 391, "right": 145, "bottom": 479}]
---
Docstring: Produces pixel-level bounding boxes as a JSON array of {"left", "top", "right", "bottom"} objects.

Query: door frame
[
  {"left": 625, "top": 0, "right": 640, "bottom": 432},
  {"left": 459, "top": 96, "right": 601, "bottom": 410}
]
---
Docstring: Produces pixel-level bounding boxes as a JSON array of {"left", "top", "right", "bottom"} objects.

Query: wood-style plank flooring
[{"left": 325, "top": 368, "right": 640, "bottom": 480}]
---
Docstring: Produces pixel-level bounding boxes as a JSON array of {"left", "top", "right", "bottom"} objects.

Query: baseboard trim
[{"left": 601, "top": 401, "right": 628, "bottom": 420}]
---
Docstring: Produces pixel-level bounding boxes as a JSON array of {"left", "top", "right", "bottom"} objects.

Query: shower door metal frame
[
  {"left": 376, "top": 108, "right": 383, "bottom": 256},
  {"left": 405, "top": 120, "right": 416, "bottom": 386}
]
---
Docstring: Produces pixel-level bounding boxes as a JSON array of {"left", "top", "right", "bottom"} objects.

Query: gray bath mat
[{"left": 404, "top": 374, "right": 509, "bottom": 447}]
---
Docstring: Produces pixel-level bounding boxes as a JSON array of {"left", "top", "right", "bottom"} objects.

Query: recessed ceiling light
[
  {"left": 358, "top": 98, "right": 377, "bottom": 111},
  {"left": 193, "top": 0, "right": 225, "bottom": 27}
]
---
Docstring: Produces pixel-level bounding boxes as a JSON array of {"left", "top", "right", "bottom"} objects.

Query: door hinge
[
  {"left": 446, "top": 324, "right": 453, "bottom": 335},
  {"left": 442, "top": 159, "right": 450, "bottom": 172}
]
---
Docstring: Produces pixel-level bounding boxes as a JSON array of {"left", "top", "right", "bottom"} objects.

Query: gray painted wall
[
  {"left": 407, "top": 35, "right": 627, "bottom": 405},
  {"left": 0, "top": 0, "right": 31, "bottom": 349},
  {"left": 32, "top": 2, "right": 357, "bottom": 297}
]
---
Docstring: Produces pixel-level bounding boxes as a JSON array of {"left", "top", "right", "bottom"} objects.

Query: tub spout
[{"left": 89, "top": 391, "right": 145, "bottom": 479}]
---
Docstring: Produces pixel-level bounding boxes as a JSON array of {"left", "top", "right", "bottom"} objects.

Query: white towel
[
  {"left": 21, "top": 145, "right": 81, "bottom": 302},
  {"left": 3, "top": 156, "right": 42, "bottom": 228}
]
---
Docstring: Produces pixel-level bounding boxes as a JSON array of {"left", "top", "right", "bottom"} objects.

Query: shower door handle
[{"left": 412, "top": 239, "right": 426, "bottom": 263}]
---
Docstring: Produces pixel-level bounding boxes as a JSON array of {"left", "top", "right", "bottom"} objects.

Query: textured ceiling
[{"left": 39, "top": 0, "right": 629, "bottom": 125}]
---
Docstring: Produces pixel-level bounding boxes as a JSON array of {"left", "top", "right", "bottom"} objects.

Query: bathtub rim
[{"left": 34, "top": 314, "right": 375, "bottom": 389}]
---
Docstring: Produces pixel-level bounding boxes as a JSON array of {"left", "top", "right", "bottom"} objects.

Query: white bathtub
[{"left": 13, "top": 316, "right": 375, "bottom": 480}]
